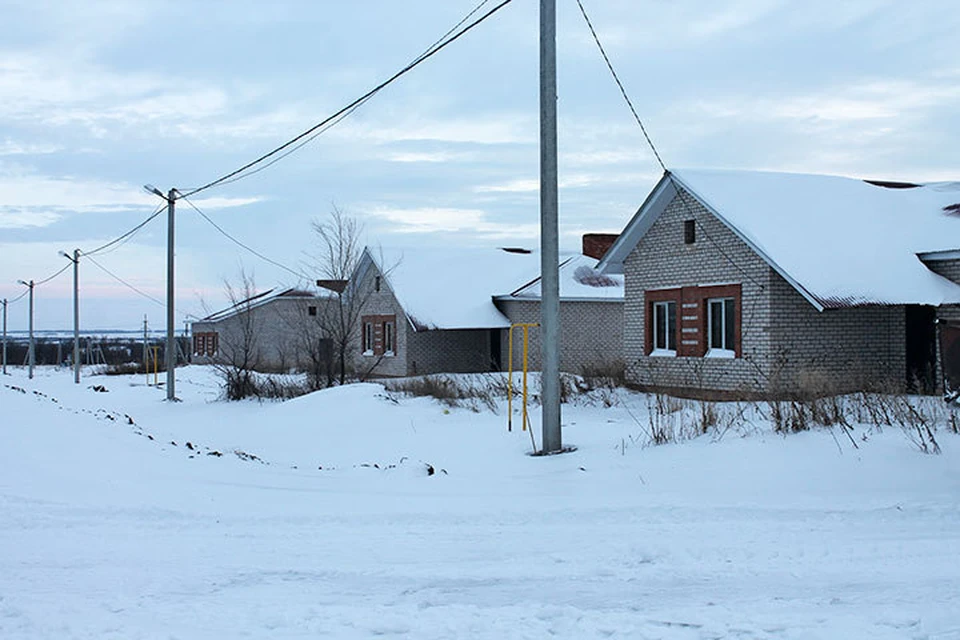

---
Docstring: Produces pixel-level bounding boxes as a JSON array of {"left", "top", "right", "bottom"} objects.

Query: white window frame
[
  {"left": 362, "top": 322, "right": 374, "bottom": 356},
  {"left": 651, "top": 300, "right": 676, "bottom": 356},
  {"left": 383, "top": 320, "right": 395, "bottom": 356},
  {"left": 706, "top": 297, "right": 735, "bottom": 357}
]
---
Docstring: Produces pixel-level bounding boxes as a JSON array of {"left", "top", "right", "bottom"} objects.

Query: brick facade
[
  {"left": 495, "top": 299, "right": 623, "bottom": 374},
  {"left": 192, "top": 294, "right": 333, "bottom": 372},
  {"left": 353, "top": 260, "right": 498, "bottom": 377},
  {"left": 624, "top": 190, "right": 910, "bottom": 395}
]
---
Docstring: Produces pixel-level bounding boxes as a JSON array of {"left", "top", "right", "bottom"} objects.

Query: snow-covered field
[{"left": 2, "top": 366, "right": 959, "bottom": 639}]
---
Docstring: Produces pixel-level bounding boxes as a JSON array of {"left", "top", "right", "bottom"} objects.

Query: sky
[{"left": 1, "top": 0, "right": 958, "bottom": 331}]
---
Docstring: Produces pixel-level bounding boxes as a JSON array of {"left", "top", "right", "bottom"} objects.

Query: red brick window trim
[
  {"left": 361, "top": 314, "right": 397, "bottom": 357},
  {"left": 193, "top": 331, "right": 219, "bottom": 357},
  {"left": 644, "top": 284, "right": 742, "bottom": 358}
]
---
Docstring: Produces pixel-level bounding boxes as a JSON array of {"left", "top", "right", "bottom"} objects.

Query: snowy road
[{"left": 2, "top": 367, "right": 959, "bottom": 638}]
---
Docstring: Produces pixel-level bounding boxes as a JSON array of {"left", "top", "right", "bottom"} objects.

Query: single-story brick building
[
  {"left": 351, "top": 240, "right": 624, "bottom": 378},
  {"left": 597, "top": 168, "right": 960, "bottom": 397},
  {"left": 191, "top": 287, "right": 334, "bottom": 372}
]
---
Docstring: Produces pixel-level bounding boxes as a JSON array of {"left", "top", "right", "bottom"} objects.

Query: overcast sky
[{"left": 1, "top": 0, "right": 958, "bottom": 331}]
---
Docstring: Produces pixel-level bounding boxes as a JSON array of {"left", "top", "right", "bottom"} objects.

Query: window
[
  {"left": 375, "top": 276, "right": 381, "bottom": 292},
  {"left": 645, "top": 284, "right": 740, "bottom": 358},
  {"left": 684, "top": 219, "right": 696, "bottom": 244},
  {"left": 308, "top": 306, "right": 317, "bottom": 317},
  {"left": 362, "top": 322, "right": 374, "bottom": 354},
  {"left": 193, "top": 331, "right": 218, "bottom": 356},
  {"left": 361, "top": 314, "right": 397, "bottom": 356},
  {"left": 707, "top": 297, "right": 736, "bottom": 355},
  {"left": 652, "top": 300, "right": 677, "bottom": 353},
  {"left": 383, "top": 320, "right": 395, "bottom": 355}
]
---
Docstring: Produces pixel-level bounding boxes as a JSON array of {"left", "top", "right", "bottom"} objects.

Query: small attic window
[
  {"left": 684, "top": 219, "right": 696, "bottom": 244},
  {"left": 308, "top": 306, "right": 317, "bottom": 316},
  {"left": 375, "top": 276, "right": 381, "bottom": 292}
]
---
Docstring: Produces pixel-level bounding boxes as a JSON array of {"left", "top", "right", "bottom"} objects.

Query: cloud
[
  {"left": 473, "top": 171, "right": 659, "bottom": 194},
  {"left": 690, "top": 77, "right": 960, "bottom": 125},
  {"left": 365, "top": 205, "right": 539, "bottom": 238},
  {"left": 0, "top": 165, "right": 262, "bottom": 228},
  {"left": 341, "top": 113, "right": 535, "bottom": 146},
  {"left": 0, "top": 139, "right": 61, "bottom": 155}
]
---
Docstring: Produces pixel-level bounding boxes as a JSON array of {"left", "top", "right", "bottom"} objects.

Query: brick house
[
  {"left": 597, "top": 169, "right": 960, "bottom": 396},
  {"left": 351, "top": 242, "right": 624, "bottom": 377},
  {"left": 191, "top": 288, "right": 334, "bottom": 372}
]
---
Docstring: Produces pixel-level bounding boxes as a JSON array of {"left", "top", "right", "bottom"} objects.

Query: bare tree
[
  {"left": 215, "top": 269, "right": 264, "bottom": 400},
  {"left": 308, "top": 206, "right": 392, "bottom": 385}
]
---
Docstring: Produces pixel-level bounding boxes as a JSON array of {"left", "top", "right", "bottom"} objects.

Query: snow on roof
[
  {"left": 501, "top": 254, "right": 624, "bottom": 301},
  {"left": 368, "top": 246, "right": 540, "bottom": 330},
  {"left": 198, "top": 287, "right": 329, "bottom": 323},
  {"left": 607, "top": 168, "right": 960, "bottom": 309}
]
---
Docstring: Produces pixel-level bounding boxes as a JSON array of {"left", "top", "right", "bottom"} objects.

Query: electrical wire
[
  {"left": 84, "top": 203, "right": 166, "bottom": 257},
  {"left": 181, "top": 0, "right": 514, "bottom": 198},
  {"left": 83, "top": 254, "right": 166, "bottom": 308},
  {"left": 574, "top": 0, "right": 666, "bottom": 172},
  {"left": 34, "top": 262, "right": 72, "bottom": 287},
  {"left": 179, "top": 194, "right": 308, "bottom": 281},
  {"left": 575, "top": 0, "right": 765, "bottom": 290}
]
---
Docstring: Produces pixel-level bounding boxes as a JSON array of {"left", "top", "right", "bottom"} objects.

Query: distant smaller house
[
  {"left": 494, "top": 237, "right": 624, "bottom": 374},
  {"left": 191, "top": 287, "right": 334, "bottom": 372},
  {"left": 352, "top": 239, "right": 624, "bottom": 378}
]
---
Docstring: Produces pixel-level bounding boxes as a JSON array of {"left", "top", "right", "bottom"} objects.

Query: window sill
[
  {"left": 649, "top": 349, "right": 677, "bottom": 358},
  {"left": 384, "top": 351, "right": 395, "bottom": 357},
  {"left": 362, "top": 350, "right": 374, "bottom": 357},
  {"left": 705, "top": 348, "right": 736, "bottom": 359}
]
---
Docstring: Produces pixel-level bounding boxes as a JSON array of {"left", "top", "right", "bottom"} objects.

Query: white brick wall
[
  {"left": 495, "top": 299, "right": 623, "bottom": 374},
  {"left": 624, "top": 188, "right": 909, "bottom": 395}
]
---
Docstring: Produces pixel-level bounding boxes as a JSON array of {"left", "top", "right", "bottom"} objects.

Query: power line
[
  {"left": 181, "top": 0, "right": 515, "bottom": 198},
  {"left": 179, "top": 194, "right": 308, "bottom": 281},
  {"left": 34, "top": 262, "right": 72, "bottom": 287},
  {"left": 201, "top": 2, "right": 499, "bottom": 191},
  {"left": 84, "top": 203, "right": 166, "bottom": 257},
  {"left": 574, "top": 0, "right": 764, "bottom": 290},
  {"left": 83, "top": 253, "right": 166, "bottom": 308},
  {"left": 574, "top": 0, "right": 666, "bottom": 172}
]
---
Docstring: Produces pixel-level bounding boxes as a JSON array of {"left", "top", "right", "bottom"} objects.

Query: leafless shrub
[{"left": 384, "top": 374, "right": 510, "bottom": 413}]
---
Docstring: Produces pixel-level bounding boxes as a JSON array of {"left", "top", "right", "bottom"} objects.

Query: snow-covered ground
[{"left": 2, "top": 366, "right": 959, "bottom": 639}]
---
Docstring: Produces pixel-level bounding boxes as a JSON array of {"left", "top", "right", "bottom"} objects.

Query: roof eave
[{"left": 668, "top": 172, "right": 827, "bottom": 313}]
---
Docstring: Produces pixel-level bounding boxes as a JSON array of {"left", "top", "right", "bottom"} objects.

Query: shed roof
[
  {"left": 499, "top": 254, "right": 624, "bottom": 301},
  {"left": 600, "top": 169, "right": 960, "bottom": 310}
]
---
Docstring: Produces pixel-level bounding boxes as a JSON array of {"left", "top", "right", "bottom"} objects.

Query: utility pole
[
  {"left": 539, "top": 0, "right": 562, "bottom": 453},
  {"left": 145, "top": 185, "right": 177, "bottom": 401},
  {"left": 165, "top": 188, "right": 176, "bottom": 400},
  {"left": 60, "top": 249, "right": 81, "bottom": 383},
  {"left": 2, "top": 298, "right": 7, "bottom": 375},
  {"left": 17, "top": 280, "right": 35, "bottom": 379}
]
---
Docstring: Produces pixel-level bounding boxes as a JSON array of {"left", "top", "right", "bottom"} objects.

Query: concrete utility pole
[
  {"left": 165, "top": 188, "right": 176, "bottom": 400},
  {"left": 539, "top": 0, "right": 562, "bottom": 453},
  {"left": 2, "top": 298, "right": 7, "bottom": 375},
  {"left": 60, "top": 249, "right": 81, "bottom": 384},
  {"left": 145, "top": 185, "right": 177, "bottom": 401},
  {"left": 17, "top": 280, "right": 35, "bottom": 379}
]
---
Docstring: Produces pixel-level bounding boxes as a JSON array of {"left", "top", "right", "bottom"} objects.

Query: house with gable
[
  {"left": 597, "top": 169, "right": 960, "bottom": 397},
  {"left": 349, "top": 240, "right": 625, "bottom": 378},
  {"left": 191, "top": 287, "right": 335, "bottom": 372}
]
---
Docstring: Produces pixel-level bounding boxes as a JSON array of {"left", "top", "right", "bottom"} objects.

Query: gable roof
[
  {"left": 599, "top": 169, "right": 960, "bottom": 310},
  {"left": 198, "top": 287, "right": 328, "bottom": 323},
  {"left": 363, "top": 246, "right": 539, "bottom": 330}
]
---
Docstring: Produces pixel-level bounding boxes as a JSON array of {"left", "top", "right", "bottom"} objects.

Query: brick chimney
[{"left": 582, "top": 233, "right": 618, "bottom": 260}]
